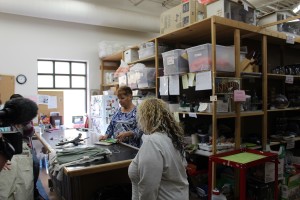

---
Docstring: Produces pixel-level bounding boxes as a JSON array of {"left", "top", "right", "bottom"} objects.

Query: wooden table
[{"left": 36, "top": 129, "right": 138, "bottom": 200}]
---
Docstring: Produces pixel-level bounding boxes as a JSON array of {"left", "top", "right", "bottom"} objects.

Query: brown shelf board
[
  {"left": 128, "top": 55, "right": 156, "bottom": 65},
  {"left": 102, "top": 51, "right": 122, "bottom": 61},
  {"left": 101, "top": 65, "right": 119, "bottom": 70},
  {"left": 240, "top": 111, "right": 264, "bottom": 117},
  {"left": 267, "top": 73, "right": 300, "bottom": 79},
  {"left": 102, "top": 82, "right": 119, "bottom": 87},
  {"left": 133, "top": 87, "right": 156, "bottom": 90},
  {"left": 216, "top": 112, "right": 236, "bottom": 118},
  {"left": 267, "top": 107, "right": 300, "bottom": 112},
  {"left": 177, "top": 111, "right": 212, "bottom": 116}
]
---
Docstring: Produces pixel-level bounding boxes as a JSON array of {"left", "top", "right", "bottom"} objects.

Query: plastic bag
[{"left": 114, "top": 60, "right": 129, "bottom": 78}]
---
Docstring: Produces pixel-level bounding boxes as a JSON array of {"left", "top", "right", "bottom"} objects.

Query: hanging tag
[
  {"left": 188, "top": 113, "right": 197, "bottom": 118},
  {"left": 286, "top": 34, "right": 295, "bottom": 44},
  {"left": 285, "top": 75, "right": 294, "bottom": 84}
]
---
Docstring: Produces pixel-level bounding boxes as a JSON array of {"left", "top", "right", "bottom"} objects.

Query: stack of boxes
[{"left": 160, "top": 0, "right": 256, "bottom": 35}]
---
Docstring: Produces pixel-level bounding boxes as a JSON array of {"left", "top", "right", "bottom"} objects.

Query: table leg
[
  {"left": 240, "top": 168, "right": 246, "bottom": 200},
  {"left": 208, "top": 158, "right": 212, "bottom": 200},
  {"left": 274, "top": 158, "right": 278, "bottom": 200}
]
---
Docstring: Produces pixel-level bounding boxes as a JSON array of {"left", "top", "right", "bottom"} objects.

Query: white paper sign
[
  {"left": 48, "top": 96, "right": 57, "bottom": 109},
  {"left": 285, "top": 75, "right": 294, "bottom": 84},
  {"left": 169, "top": 75, "right": 180, "bottom": 95},
  {"left": 195, "top": 71, "right": 212, "bottom": 91},
  {"left": 159, "top": 76, "right": 169, "bottom": 96}
]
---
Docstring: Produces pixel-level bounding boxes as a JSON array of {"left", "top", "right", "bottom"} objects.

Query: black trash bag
[{"left": 94, "top": 184, "right": 132, "bottom": 200}]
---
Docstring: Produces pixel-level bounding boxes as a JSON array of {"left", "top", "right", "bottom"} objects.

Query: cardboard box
[
  {"left": 195, "top": 2, "right": 207, "bottom": 21},
  {"left": 160, "top": 0, "right": 197, "bottom": 34},
  {"left": 258, "top": 10, "right": 300, "bottom": 36},
  {"left": 281, "top": 173, "right": 300, "bottom": 200},
  {"left": 206, "top": 0, "right": 256, "bottom": 25}
]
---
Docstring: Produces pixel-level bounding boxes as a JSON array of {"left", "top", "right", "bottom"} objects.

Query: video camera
[{"left": 0, "top": 97, "right": 38, "bottom": 160}]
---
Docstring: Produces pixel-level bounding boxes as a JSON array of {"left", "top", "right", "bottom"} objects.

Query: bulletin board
[
  {"left": 0, "top": 74, "right": 15, "bottom": 105},
  {"left": 38, "top": 91, "right": 64, "bottom": 123}
]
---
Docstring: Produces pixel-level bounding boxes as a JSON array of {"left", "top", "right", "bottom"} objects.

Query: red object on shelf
[
  {"left": 84, "top": 115, "right": 89, "bottom": 128},
  {"left": 208, "top": 148, "right": 279, "bottom": 200}
]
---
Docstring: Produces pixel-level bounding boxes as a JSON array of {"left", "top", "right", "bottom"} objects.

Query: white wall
[{"left": 0, "top": 12, "right": 157, "bottom": 97}]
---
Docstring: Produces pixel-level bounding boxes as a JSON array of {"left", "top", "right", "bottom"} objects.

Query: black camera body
[
  {"left": 2, "top": 131, "right": 23, "bottom": 154},
  {"left": 0, "top": 137, "right": 15, "bottom": 161}
]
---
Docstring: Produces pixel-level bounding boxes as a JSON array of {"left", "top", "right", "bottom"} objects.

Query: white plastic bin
[
  {"left": 186, "top": 44, "right": 235, "bottom": 72},
  {"left": 138, "top": 46, "right": 155, "bottom": 59},
  {"left": 162, "top": 49, "right": 189, "bottom": 75}
]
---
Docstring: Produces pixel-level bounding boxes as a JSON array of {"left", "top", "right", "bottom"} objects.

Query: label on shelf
[
  {"left": 210, "top": 95, "right": 217, "bottom": 101},
  {"left": 286, "top": 34, "right": 295, "bottom": 44},
  {"left": 285, "top": 75, "right": 294, "bottom": 84}
]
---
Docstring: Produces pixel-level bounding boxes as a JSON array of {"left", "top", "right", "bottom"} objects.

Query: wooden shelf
[
  {"left": 158, "top": 16, "right": 300, "bottom": 45},
  {"left": 267, "top": 73, "right": 300, "bottom": 79},
  {"left": 102, "top": 51, "right": 122, "bottom": 61},
  {"left": 267, "top": 107, "right": 300, "bottom": 112},
  {"left": 102, "top": 82, "right": 119, "bottom": 87},
  {"left": 133, "top": 87, "right": 156, "bottom": 90},
  {"left": 128, "top": 55, "right": 156, "bottom": 65},
  {"left": 240, "top": 110, "right": 264, "bottom": 117}
]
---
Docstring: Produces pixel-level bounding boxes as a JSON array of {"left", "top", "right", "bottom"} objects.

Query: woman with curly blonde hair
[{"left": 128, "top": 98, "right": 189, "bottom": 200}]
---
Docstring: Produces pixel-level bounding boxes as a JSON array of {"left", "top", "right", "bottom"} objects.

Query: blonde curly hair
[{"left": 137, "top": 98, "right": 185, "bottom": 157}]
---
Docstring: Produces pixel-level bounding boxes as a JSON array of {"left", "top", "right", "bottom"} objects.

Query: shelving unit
[
  {"left": 100, "top": 51, "right": 123, "bottom": 93},
  {"left": 99, "top": 15, "right": 300, "bottom": 199}
]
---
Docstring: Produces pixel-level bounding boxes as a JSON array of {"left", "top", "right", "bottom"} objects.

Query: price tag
[
  {"left": 188, "top": 113, "right": 197, "bottom": 118},
  {"left": 210, "top": 95, "right": 217, "bottom": 101},
  {"left": 285, "top": 75, "right": 294, "bottom": 84},
  {"left": 286, "top": 138, "right": 295, "bottom": 150},
  {"left": 286, "top": 34, "right": 295, "bottom": 44}
]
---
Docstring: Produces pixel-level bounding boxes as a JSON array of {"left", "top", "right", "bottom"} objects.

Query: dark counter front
[{"left": 37, "top": 129, "right": 138, "bottom": 200}]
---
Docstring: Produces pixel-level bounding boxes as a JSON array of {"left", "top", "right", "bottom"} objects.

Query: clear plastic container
[
  {"left": 162, "top": 49, "right": 189, "bottom": 75},
  {"left": 186, "top": 44, "right": 235, "bottom": 72},
  {"left": 136, "top": 68, "right": 156, "bottom": 88},
  {"left": 138, "top": 46, "right": 154, "bottom": 59}
]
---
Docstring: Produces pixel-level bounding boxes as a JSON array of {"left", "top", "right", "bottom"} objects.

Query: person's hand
[
  {"left": 99, "top": 134, "right": 108, "bottom": 141},
  {"left": 2, "top": 161, "right": 11, "bottom": 170},
  {"left": 116, "top": 131, "right": 133, "bottom": 142}
]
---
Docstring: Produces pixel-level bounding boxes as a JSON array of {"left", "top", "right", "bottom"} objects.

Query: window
[{"left": 37, "top": 60, "right": 87, "bottom": 127}]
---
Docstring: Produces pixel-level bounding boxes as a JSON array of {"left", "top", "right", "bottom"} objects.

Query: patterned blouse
[{"left": 105, "top": 106, "right": 143, "bottom": 148}]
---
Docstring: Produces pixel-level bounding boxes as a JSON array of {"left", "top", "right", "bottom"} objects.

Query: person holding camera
[{"left": 9, "top": 94, "right": 43, "bottom": 200}]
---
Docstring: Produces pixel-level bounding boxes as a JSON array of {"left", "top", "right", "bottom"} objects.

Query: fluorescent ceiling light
[{"left": 293, "top": 3, "right": 300, "bottom": 13}]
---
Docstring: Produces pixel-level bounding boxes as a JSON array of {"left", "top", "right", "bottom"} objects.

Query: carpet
[{"left": 36, "top": 179, "right": 49, "bottom": 200}]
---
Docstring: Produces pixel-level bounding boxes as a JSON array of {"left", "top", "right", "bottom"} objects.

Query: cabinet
[{"left": 99, "top": 15, "right": 300, "bottom": 198}]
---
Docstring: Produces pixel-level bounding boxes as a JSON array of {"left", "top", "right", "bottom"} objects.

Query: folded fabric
[{"left": 56, "top": 146, "right": 111, "bottom": 164}]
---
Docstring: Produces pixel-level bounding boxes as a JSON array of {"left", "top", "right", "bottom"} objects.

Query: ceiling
[{"left": 0, "top": 0, "right": 299, "bottom": 33}]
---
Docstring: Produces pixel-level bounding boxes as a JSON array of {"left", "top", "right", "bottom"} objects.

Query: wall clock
[{"left": 16, "top": 74, "right": 27, "bottom": 84}]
